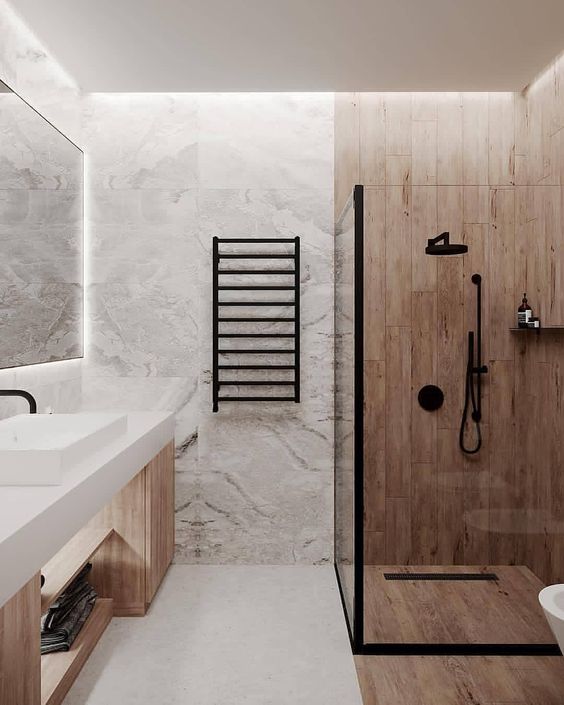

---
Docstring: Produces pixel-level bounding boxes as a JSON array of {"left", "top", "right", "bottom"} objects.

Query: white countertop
[{"left": 0, "top": 411, "right": 175, "bottom": 609}]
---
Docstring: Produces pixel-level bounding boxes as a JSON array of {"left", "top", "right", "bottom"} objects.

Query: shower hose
[{"left": 459, "top": 332, "right": 482, "bottom": 454}]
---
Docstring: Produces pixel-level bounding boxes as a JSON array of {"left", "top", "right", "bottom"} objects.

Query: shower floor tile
[
  {"left": 355, "top": 654, "right": 564, "bottom": 705},
  {"left": 364, "top": 565, "right": 555, "bottom": 644}
]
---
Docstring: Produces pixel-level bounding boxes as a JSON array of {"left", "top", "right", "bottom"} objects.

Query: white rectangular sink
[{"left": 0, "top": 413, "right": 128, "bottom": 485}]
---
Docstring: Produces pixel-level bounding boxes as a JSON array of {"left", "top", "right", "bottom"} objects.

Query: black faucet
[{"left": 0, "top": 390, "right": 38, "bottom": 414}]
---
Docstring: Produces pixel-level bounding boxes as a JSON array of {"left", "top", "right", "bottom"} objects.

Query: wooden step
[
  {"left": 41, "top": 527, "right": 113, "bottom": 614},
  {"left": 41, "top": 597, "right": 113, "bottom": 705}
]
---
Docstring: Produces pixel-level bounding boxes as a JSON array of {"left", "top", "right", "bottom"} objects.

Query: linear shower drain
[{"left": 383, "top": 572, "right": 499, "bottom": 581}]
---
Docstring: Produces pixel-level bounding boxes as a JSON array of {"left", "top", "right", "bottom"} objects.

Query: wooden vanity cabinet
[
  {"left": 0, "top": 440, "right": 175, "bottom": 705},
  {"left": 144, "top": 441, "right": 175, "bottom": 604},
  {"left": 87, "top": 440, "right": 176, "bottom": 615},
  {"left": 0, "top": 573, "right": 41, "bottom": 705}
]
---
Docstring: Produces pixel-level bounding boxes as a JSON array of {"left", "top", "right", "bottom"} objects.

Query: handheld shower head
[{"left": 425, "top": 232, "right": 468, "bottom": 256}]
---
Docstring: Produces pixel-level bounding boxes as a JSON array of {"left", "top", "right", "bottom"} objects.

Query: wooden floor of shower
[
  {"left": 364, "top": 565, "right": 556, "bottom": 644},
  {"left": 355, "top": 654, "right": 564, "bottom": 705}
]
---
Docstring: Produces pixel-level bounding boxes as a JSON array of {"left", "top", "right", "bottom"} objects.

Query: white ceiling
[{"left": 9, "top": 0, "right": 564, "bottom": 92}]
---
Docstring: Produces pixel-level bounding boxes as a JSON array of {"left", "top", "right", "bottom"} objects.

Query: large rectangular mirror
[{"left": 0, "top": 78, "right": 83, "bottom": 369}]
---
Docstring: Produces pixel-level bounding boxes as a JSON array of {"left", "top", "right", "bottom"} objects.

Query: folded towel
[{"left": 41, "top": 562, "right": 97, "bottom": 655}]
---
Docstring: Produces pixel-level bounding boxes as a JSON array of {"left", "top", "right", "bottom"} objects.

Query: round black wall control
[{"left": 418, "top": 385, "right": 444, "bottom": 411}]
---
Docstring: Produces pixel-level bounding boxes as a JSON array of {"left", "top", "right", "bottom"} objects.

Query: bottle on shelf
[{"left": 518, "top": 293, "right": 533, "bottom": 328}]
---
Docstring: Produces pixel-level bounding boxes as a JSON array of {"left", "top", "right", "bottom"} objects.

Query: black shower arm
[{"left": 427, "top": 232, "right": 450, "bottom": 248}]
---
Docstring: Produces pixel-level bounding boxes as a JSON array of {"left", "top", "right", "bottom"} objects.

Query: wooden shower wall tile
[
  {"left": 436, "top": 183, "right": 465, "bottom": 442},
  {"left": 386, "top": 497, "right": 411, "bottom": 564},
  {"left": 462, "top": 422, "right": 491, "bottom": 564},
  {"left": 412, "top": 186, "right": 438, "bottom": 291},
  {"left": 385, "top": 186, "right": 411, "bottom": 326},
  {"left": 385, "top": 155, "right": 411, "bottom": 186},
  {"left": 488, "top": 359, "right": 516, "bottom": 565},
  {"left": 336, "top": 67, "right": 564, "bottom": 582},
  {"left": 515, "top": 102, "right": 528, "bottom": 186},
  {"left": 514, "top": 186, "right": 534, "bottom": 300},
  {"left": 437, "top": 184, "right": 464, "bottom": 234},
  {"left": 385, "top": 327, "right": 411, "bottom": 498},
  {"left": 334, "top": 92, "right": 359, "bottom": 218},
  {"left": 488, "top": 93, "right": 515, "bottom": 186},
  {"left": 411, "top": 462, "right": 438, "bottom": 563},
  {"left": 364, "top": 187, "right": 386, "bottom": 360},
  {"left": 437, "top": 254, "right": 464, "bottom": 430},
  {"left": 412, "top": 120, "right": 437, "bottom": 185},
  {"left": 437, "top": 186, "right": 466, "bottom": 428},
  {"left": 437, "top": 94, "right": 463, "bottom": 185},
  {"left": 463, "top": 222, "right": 490, "bottom": 386},
  {"left": 536, "top": 186, "right": 561, "bottom": 325},
  {"left": 411, "top": 292, "right": 437, "bottom": 464},
  {"left": 516, "top": 185, "right": 563, "bottom": 326},
  {"left": 489, "top": 188, "right": 515, "bottom": 361},
  {"left": 412, "top": 93, "right": 437, "bottom": 121},
  {"left": 359, "top": 93, "right": 385, "bottom": 186},
  {"left": 364, "top": 530, "right": 385, "bottom": 565},
  {"left": 462, "top": 93, "right": 489, "bottom": 185},
  {"left": 364, "top": 360, "right": 386, "bottom": 533},
  {"left": 437, "top": 428, "right": 465, "bottom": 564},
  {"left": 463, "top": 185, "right": 490, "bottom": 224},
  {"left": 385, "top": 94, "right": 412, "bottom": 155}
]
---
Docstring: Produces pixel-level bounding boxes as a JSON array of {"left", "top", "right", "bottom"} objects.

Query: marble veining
[{"left": 82, "top": 93, "right": 334, "bottom": 564}]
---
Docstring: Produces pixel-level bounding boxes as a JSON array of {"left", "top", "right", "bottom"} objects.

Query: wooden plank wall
[{"left": 335, "top": 60, "right": 564, "bottom": 584}]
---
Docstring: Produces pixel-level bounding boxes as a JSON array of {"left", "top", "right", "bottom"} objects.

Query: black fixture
[
  {"left": 334, "top": 187, "right": 561, "bottom": 657},
  {"left": 459, "top": 273, "right": 488, "bottom": 454},
  {"left": 424, "top": 236, "right": 485, "bottom": 452},
  {"left": 425, "top": 232, "right": 468, "bottom": 256},
  {"left": 212, "top": 237, "right": 300, "bottom": 412},
  {"left": 0, "top": 389, "right": 37, "bottom": 413},
  {"left": 384, "top": 572, "right": 499, "bottom": 581},
  {"left": 417, "top": 384, "right": 444, "bottom": 411}
]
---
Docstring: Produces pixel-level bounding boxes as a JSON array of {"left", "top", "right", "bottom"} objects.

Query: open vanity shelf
[
  {"left": 40, "top": 528, "right": 115, "bottom": 705},
  {"left": 41, "top": 527, "right": 114, "bottom": 613},
  {"left": 41, "top": 598, "right": 113, "bottom": 705}
]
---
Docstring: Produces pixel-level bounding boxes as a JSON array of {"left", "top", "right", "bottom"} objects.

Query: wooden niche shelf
[
  {"left": 41, "top": 598, "right": 113, "bottom": 705},
  {"left": 510, "top": 326, "right": 564, "bottom": 334},
  {"left": 39, "top": 527, "right": 115, "bottom": 705},
  {"left": 41, "top": 527, "right": 114, "bottom": 614}
]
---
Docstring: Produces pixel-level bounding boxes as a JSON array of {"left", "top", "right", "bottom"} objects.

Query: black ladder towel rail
[{"left": 212, "top": 236, "right": 301, "bottom": 412}]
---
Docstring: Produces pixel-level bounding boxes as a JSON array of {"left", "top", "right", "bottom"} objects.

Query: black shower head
[{"left": 425, "top": 232, "right": 468, "bottom": 256}]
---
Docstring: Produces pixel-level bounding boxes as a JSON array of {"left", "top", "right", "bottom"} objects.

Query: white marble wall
[
  {"left": 0, "top": 0, "right": 82, "bottom": 419},
  {"left": 82, "top": 93, "right": 334, "bottom": 564}
]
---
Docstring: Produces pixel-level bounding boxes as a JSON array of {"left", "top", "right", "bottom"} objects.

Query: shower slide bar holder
[
  {"left": 459, "top": 273, "right": 488, "bottom": 454},
  {"left": 212, "top": 236, "right": 301, "bottom": 412}
]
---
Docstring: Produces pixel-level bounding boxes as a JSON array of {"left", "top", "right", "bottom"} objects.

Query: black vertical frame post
[
  {"left": 294, "top": 236, "right": 301, "bottom": 403},
  {"left": 352, "top": 185, "right": 365, "bottom": 651},
  {"left": 212, "top": 236, "right": 219, "bottom": 413}
]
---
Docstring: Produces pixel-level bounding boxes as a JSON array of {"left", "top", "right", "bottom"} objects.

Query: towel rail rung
[
  {"left": 218, "top": 396, "right": 296, "bottom": 402},
  {"left": 218, "top": 269, "right": 295, "bottom": 275},
  {"left": 218, "top": 333, "right": 295, "bottom": 338},
  {"left": 218, "top": 364, "right": 296, "bottom": 370}
]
